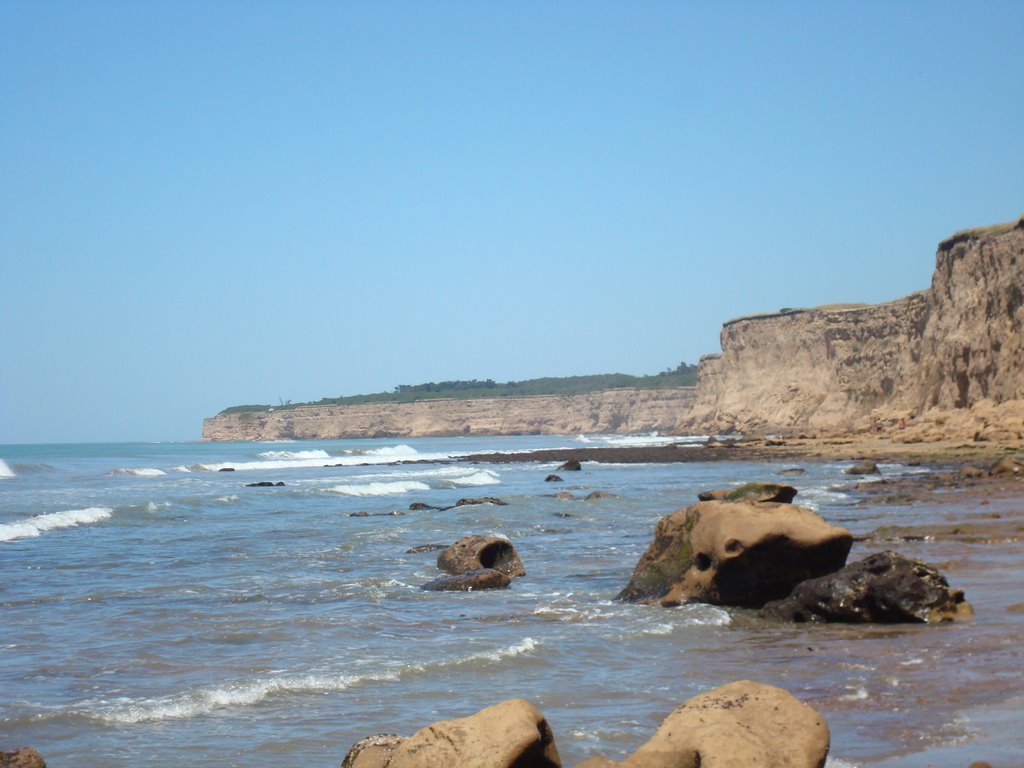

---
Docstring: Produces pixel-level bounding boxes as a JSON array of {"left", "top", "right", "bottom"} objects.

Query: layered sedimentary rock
[
  {"left": 202, "top": 388, "right": 695, "bottom": 441},
  {"left": 683, "top": 216, "right": 1024, "bottom": 434}
]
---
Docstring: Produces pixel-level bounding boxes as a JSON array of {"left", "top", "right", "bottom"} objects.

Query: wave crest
[{"left": 0, "top": 507, "right": 114, "bottom": 542}]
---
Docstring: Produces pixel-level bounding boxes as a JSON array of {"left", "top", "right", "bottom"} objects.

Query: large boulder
[
  {"left": 760, "top": 550, "right": 974, "bottom": 623},
  {"left": 437, "top": 536, "right": 525, "bottom": 577},
  {"left": 576, "top": 680, "right": 829, "bottom": 768},
  {"left": 421, "top": 569, "right": 511, "bottom": 592},
  {"left": 342, "top": 699, "right": 561, "bottom": 768},
  {"left": 617, "top": 500, "right": 852, "bottom": 607},
  {"left": 0, "top": 749, "right": 47, "bottom": 768}
]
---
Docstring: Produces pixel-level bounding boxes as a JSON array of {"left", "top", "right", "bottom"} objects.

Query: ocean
[{"left": 1, "top": 435, "right": 1021, "bottom": 766}]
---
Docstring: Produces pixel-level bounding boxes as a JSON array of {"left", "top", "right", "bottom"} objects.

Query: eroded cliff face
[
  {"left": 202, "top": 388, "right": 696, "bottom": 441},
  {"left": 684, "top": 216, "right": 1024, "bottom": 433}
]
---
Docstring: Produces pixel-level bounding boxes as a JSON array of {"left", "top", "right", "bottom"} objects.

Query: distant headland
[{"left": 203, "top": 215, "right": 1024, "bottom": 443}]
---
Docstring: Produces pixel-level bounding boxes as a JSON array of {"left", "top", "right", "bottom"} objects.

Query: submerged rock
[
  {"left": 576, "top": 680, "right": 829, "bottom": 768},
  {"left": 437, "top": 535, "right": 525, "bottom": 577},
  {"left": 760, "top": 550, "right": 973, "bottom": 623},
  {"left": 405, "top": 544, "right": 448, "bottom": 554},
  {"left": 421, "top": 568, "right": 511, "bottom": 592},
  {"left": 454, "top": 497, "right": 508, "bottom": 507},
  {"left": 584, "top": 491, "right": 616, "bottom": 501},
  {"left": 343, "top": 699, "right": 560, "bottom": 768},
  {"left": 245, "top": 481, "right": 285, "bottom": 487},
  {"left": 846, "top": 459, "right": 880, "bottom": 475},
  {"left": 617, "top": 499, "right": 852, "bottom": 607},
  {"left": 697, "top": 482, "right": 797, "bottom": 503}
]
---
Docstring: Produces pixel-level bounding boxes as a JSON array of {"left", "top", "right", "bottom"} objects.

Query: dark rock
[
  {"left": 409, "top": 502, "right": 446, "bottom": 511},
  {"left": 0, "top": 748, "right": 47, "bottom": 768},
  {"left": 454, "top": 497, "right": 507, "bottom": 507},
  {"left": 617, "top": 500, "right": 852, "bottom": 607},
  {"left": 405, "top": 544, "right": 448, "bottom": 554},
  {"left": 437, "top": 535, "right": 525, "bottom": 577},
  {"left": 846, "top": 459, "right": 880, "bottom": 475},
  {"left": 697, "top": 483, "right": 797, "bottom": 504},
  {"left": 584, "top": 491, "right": 615, "bottom": 500},
  {"left": 557, "top": 459, "right": 582, "bottom": 471},
  {"left": 421, "top": 568, "right": 512, "bottom": 591},
  {"left": 218, "top": 467, "right": 235, "bottom": 472},
  {"left": 760, "top": 550, "right": 974, "bottom": 623},
  {"left": 545, "top": 474, "right": 563, "bottom": 482},
  {"left": 245, "top": 481, "right": 285, "bottom": 487},
  {"left": 349, "top": 510, "right": 404, "bottom": 517}
]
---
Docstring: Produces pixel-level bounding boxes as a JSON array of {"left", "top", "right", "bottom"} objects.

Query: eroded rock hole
[
  {"left": 480, "top": 541, "right": 513, "bottom": 570},
  {"left": 695, "top": 553, "right": 712, "bottom": 571}
]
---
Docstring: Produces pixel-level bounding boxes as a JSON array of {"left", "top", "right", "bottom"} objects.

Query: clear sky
[{"left": 2, "top": 1, "right": 1022, "bottom": 444}]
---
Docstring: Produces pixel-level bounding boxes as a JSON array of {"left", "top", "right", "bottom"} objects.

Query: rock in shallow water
[
  {"left": 617, "top": 499, "right": 852, "bottom": 607},
  {"left": 0, "top": 748, "right": 47, "bottom": 768},
  {"left": 760, "top": 550, "right": 974, "bottom": 623},
  {"left": 421, "top": 568, "right": 512, "bottom": 591},
  {"left": 576, "top": 680, "right": 829, "bottom": 768},
  {"left": 342, "top": 698, "right": 560, "bottom": 768},
  {"left": 437, "top": 535, "right": 525, "bottom": 577},
  {"left": 697, "top": 482, "right": 797, "bottom": 503}
]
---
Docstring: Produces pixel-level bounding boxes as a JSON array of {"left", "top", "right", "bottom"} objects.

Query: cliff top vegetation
[{"left": 218, "top": 364, "right": 698, "bottom": 415}]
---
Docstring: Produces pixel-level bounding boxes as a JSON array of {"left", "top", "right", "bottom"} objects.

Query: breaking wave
[
  {"left": 0, "top": 459, "right": 14, "bottom": 479},
  {"left": 325, "top": 480, "right": 431, "bottom": 497},
  {"left": 78, "top": 637, "right": 539, "bottom": 723},
  {"left": 256, "top": 449, "right": 331, "bottom": 460},
  {"left": 574, "top": 432, "right": 707, "bottom": 448},
  {"left": 110, "top": 467, "right": 166, "bottom": 477},
  {"left": 195, "top": 444, "right": 457, "bottom": 472},
  {"left": 0, "top": 507, "right": 114, "bottom": 542}
]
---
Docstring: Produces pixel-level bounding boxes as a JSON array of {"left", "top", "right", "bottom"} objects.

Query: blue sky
[{"left": 2, "top": 1, "right": 1022, "bottom": 443}]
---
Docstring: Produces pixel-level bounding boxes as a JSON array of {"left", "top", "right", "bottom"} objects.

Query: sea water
[{"left": 1, "top": 436, "right": 1021, "bottom": 766}]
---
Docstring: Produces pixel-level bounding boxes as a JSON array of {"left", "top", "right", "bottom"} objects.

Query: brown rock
[
  {"left": 421, "top": 568, "right": 511, "bottom": 591},
  {"left": 380, "top": 698, "right": 561, "bottom": 768},
  {"left": 544, "top": 474, "right": 563, "bottom": 482},
  {"left": 0, "top": 749, "right": 47, "bottom": 768},
  {"left": 846, "top": 459, "right": 880, "bottom": 475},
  {"left": 989, "top": 455, "right": 1024, "bottom": 476},
  {"left": 584, "top": 491, "right": 616, "bottom": 500},
  {"left": 760, "top": 550, "right": 974, "bottom": 623},
  {"left": 341, "top": 734, "right": 404, "bottom": 768},
  {"left": 437, "top": 536, "right": 525, "bottom": 577},
  {"left": 575, "top": 680, "right": 829, "bottom": 768},
  {"left": 454, "top": 497, "right": 508, "bottom": 507},
  {"left": 554, "top": 492, "right": 575, "bottom": 500},
  {"left": 617, "top": 500, "right": 852, "bottom": 607},
  {"left": 698, "top": 482, "right": 797, "bottom": 503},
  {"left": 557, "top": 459, "right": 582, "bottom": 471}
]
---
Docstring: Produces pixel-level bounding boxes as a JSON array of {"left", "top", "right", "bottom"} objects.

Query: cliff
[
  {"left": 684, "top": 215, "right": 1024, "bottom": 434},
  {"left": 202, "top": 387, "right": 696, "bottom": 441}
]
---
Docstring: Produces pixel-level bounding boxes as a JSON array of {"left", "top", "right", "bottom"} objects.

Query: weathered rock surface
[
  {"left": 682, "top": 217, "right": 1024, "bottom": 435},
  {"left": 341, "top": 734, "right": 404, "bottom": 768},
  {"left": 760, "top": 550, "right": 974, "bottom": 623},
  {"left": 575, "top": 680, "right": 830, "bottom": 768},
  {"left": 989, "top": 455, "right": 1024, "bottom": 477},
  {"left": 421, "top": 568, "right": 511, "bottom": 592},
  {"left": 203, "top": 388, "right": 695, "bottom": 441},
  {"left": 557, "top": 459, "right": 582, "bottom": 471},
  {"left": 0, "top": 749, "right": 47, "bottom": 768},
  {"left": 437, "top": 536, "right": 525, "bottom": 577},
  {"left": 697, "top": 482, "right": 797, "bottom": 503},
  {"left": 343, "top": 698, "right": 561, "bottom": 768},
  {"left": 617, "top": 500, "right": 852, "bottom": 607},
  {"left": 455, "top": 497, "right": 508, "bottom": 507}
]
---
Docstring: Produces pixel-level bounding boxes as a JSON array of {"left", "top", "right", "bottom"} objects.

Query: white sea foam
[
  {"left": 173, "top": 465, "right": 192, "bottom": 473},
  {"left": 825, "top": 759, "right": 863, "bottom": 768},
  {"left": 0, "top": 459, "right": 14, "bottom": 479},
  {"left": 84, "top": 637, "right": 538, "bottom": 723},
  {"left": 196, "top": 444, "right": 457, "bottom": 472},
  {"left": 110, "top": 467, "right": 166, "bottom": 477},
  {"left": 257, "top": 449, "right": 332, "bottom": 460},
  {"left": 796, "top": 487, "right": 851, "bottom": 511},
  {"left": 325, "top": 480, "right": 431, "bottom": 497},
  {"left": 448, "top": 469, "right": 501, "bottom": 487},
  {"left": 574, "top": 432, "right": 707, "bottom": 448},
  {"left": 0, "top": 507, "right": 114, "bottom": 542}
]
